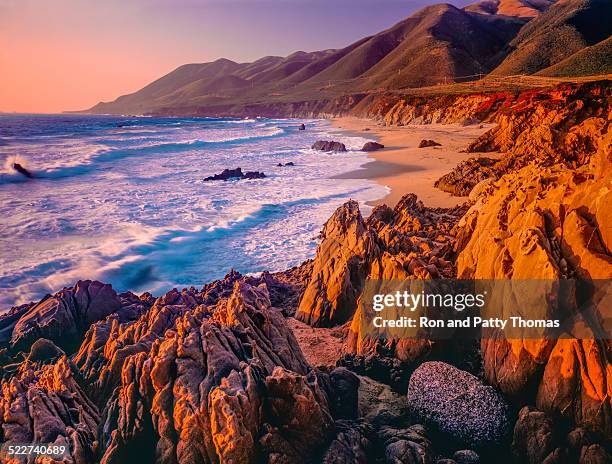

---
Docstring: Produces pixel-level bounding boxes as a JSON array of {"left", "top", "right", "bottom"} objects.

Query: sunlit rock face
[{"left": 455, "top": 103, "right": 611, "bottom": 436}]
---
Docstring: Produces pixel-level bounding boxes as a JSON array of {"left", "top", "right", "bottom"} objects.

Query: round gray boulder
[{"left": 407, "top": 361, "right": 509, "bottom": 448}]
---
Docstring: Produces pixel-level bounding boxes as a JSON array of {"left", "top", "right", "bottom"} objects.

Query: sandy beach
[{"left": 332, "top": 117, "right": 497, "bottom": 208}]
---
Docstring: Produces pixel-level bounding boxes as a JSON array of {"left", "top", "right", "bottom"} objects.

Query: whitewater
[{"left": 0, "top": 114, "right": 387, "bottom": 308}]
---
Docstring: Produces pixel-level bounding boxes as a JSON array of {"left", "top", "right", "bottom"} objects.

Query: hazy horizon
[{"left": 1, "top": 0, "right": 471, "bottom": 114}]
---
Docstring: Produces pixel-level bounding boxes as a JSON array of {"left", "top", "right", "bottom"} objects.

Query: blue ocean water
[{"left": 0, "top": 114, "right": 386, "bottom": 308}]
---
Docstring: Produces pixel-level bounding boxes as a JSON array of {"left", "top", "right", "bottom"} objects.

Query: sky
[{"left": 0, "top": 0, "right": 471, "bottom": 113}]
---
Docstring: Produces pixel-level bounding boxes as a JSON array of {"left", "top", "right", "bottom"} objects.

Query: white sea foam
[{"left": 0, "top": 116, "right": 386, "bottom": 308}]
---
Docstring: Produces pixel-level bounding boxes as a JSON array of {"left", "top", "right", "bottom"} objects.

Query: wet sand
[{"left": 332, "top": 117, "right": 497, "bottom": 208}]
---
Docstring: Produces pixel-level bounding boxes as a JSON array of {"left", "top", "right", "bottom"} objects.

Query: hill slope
[{"left": 492, "top": 0, "right": 612, "bottom": 75}]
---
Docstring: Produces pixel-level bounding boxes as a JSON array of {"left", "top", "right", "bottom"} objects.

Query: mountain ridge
[{"left": 86, "top": 0, "right": 610, "bottom": 115}]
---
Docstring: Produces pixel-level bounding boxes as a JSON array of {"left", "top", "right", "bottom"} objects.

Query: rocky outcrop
[
  {"left": 454, "top": 98, "right": 611, "bottom": 436},
  {"left": 296, "top": 200, "right": 379, "bottom": 327},
  {"left": 361, "top": 141, "right": 384, "bottom": 151},
  {"left": 311, "top": 141, "right": 347, "bottom": 152},
  {"left": 0, "top": 270, "right": 355, "bottom": 464},
  {"left": 512, "top": 406, "right": 612, "bottom": 464},
  {"left": 434, "top": 157, "right": 500, "bottom": 196},
  {"left": 204, "top": 167, "right": 266, "bottom": 181},
  {"left": 407, "top": 362, "right": 510, "bottom": 448},
  {"left": 467, "top": 82, "right": 611, "bottom": 169},
  {"left": 9, "top": 280, "right": 122, "bottom": 353},
  {"left": 0, "top": 356, "right": 100, "bottom": 460}
]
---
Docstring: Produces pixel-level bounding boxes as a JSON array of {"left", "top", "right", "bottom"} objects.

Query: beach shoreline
[{"left": 331, "top": 116, "right": 498, "bottom": 208}]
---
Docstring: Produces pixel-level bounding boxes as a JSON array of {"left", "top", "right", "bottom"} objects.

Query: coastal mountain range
[{"left": 88, "top": 0, "right": 612, "bottom": 116}]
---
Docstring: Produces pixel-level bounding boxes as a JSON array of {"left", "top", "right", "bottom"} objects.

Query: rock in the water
[
  {"left": 298, "top": 123, "right": 306, "bottom": 130},
  {"left": 277, "top": 162, "right": 295, "bottom": 167},
  {"left": 204, "top": 167, "right": 266, "bottom": 181},
  {"left": 361, "top": 141, "right": 384, "bottom": 152},
  {"left": 10, "top": 280, "right": 121, "bottom": 352},
  {"left": 418, "top": 139, "right": 441, "bottom": 148},
  {"left": 312, "top": 140, "right": 347, "bottom": 152},
  {"left": 12, "top": 162, "right": 33, "bottom": 178},
  {"left": 407, "top": 361, "right": 510, "bottom": 448}
]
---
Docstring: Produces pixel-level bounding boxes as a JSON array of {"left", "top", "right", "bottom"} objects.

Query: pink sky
[{"left": 0, "top": 0, "right": 469, "bottom": 113}]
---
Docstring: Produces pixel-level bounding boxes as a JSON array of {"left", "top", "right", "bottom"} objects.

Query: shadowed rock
[
  {"left": 312, "top": 141, "right": 347, "bottom": 152},
  {"left": 298, "top": 123, "right": 306, "bottom": 130},
  {"left": 434, "top": 157, "right": 499, "bottom": 196}
]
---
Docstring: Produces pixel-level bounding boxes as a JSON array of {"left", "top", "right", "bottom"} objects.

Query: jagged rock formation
[
  {"left": 453, "top": 88, "right": 611, "bottom": 437},
  {"left": 1, "top": 271, "right": 358, "bottom": 464}
]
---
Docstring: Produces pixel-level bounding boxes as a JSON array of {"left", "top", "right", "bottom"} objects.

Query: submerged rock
[
  {"left": 203, "top": 167, "right": 266, "bottom": 181},
  {"left": 277, "top": 162, "right": 295, "bottom": 167},
  {"left": 418, "top": 139, "right": 442, "bottom": 148},
  {"left": 312, "top": 140, "right": 347, "bottom": 152},
  {"left": 407, "top": 361, "right": 510, "bottom": 448},
  {"left": 361, "top": 141, "right": 384, "bottom": 152}
]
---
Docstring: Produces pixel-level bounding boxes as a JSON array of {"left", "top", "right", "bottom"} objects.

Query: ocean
[{"left": 0, "top": 114, "right": 386, "bottom": 309}]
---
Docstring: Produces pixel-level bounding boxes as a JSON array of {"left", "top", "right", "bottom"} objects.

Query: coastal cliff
[{"left": 1, "top": 80, "right": 610, "bottom": 463}]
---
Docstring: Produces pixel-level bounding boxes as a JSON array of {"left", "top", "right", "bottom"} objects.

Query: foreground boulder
[
  {"left": 418, "top": 139, "right": 441, "bottom": 148},
  {"left": 407, "top": 362, "right": 510, "bottom": 448},
  {"left": 361, "top": 141, "right": 384, "bottom": 152},
  {"left": 312, "top": 140, "right": 347, "bottom": 152},
  {"left": 204, "top": 167, "right": 266, "bottom": 181},
  {"left": 10, "top": 280, "right": 121, "bottom": 352}
]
